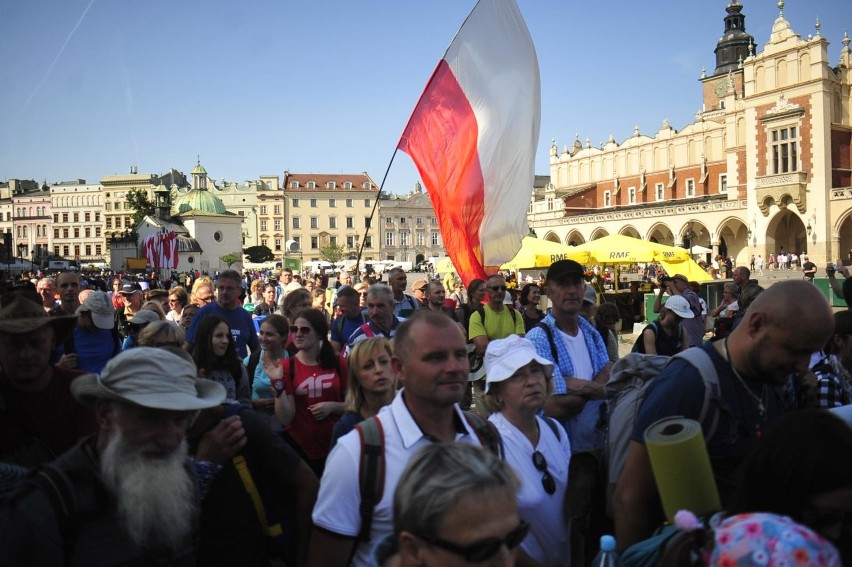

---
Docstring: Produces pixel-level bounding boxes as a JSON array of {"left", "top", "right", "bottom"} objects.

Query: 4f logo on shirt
[{"left": 295, "top": 372, "right": 336, "bottom": 398}]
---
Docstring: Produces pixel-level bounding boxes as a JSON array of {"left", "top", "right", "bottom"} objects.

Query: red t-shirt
[
  {"left": 282, "top": 356, "right": 347, "bottom": 461},
  {"left": 0, "top": 366, "right": 97, "bottom": 466}
]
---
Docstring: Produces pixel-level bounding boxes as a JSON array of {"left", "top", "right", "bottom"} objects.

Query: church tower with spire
[{"left": 714, "top": 1, "right": 753, "bottom": 76}]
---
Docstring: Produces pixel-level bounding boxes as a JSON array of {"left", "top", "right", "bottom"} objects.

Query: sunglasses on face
[
  {"left": 532, "top": 450, "right": 556, "bottom": 495},
  {"left": 289, "top": 326, "right": 312, "bottom": 335},
  {"left": 489, "top": 285, "right": 507, "bottom": 292},
  {"left": 197, "top": 296, "right": 213, "bottom": 303},
  {"left": 415, "top": 520, "right": 529, "bottom": 562}
]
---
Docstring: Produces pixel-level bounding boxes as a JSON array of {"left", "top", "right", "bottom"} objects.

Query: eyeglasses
[
  {"left": 289, "top": 325, "right": 313, "bottom": 335},
  {"left": 416, "top": 287, "right": 428, "bottom": 293},
  {"left": 415, "top": 521, "right": 529, "bottom": 562},
  {"left": 197, "top": 296, "right": 213, "bottom": 303},
  {"left": 532, "top": 451, "right": 556, "bottom": 495},
  {"left": 489, "top": 285, "right": 507, "bottom": 292}
]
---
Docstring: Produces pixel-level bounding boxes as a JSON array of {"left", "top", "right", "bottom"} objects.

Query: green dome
[
  {"left": 191, "top": 162, "right": 207, "bottom": 175},
  {"left": 171, "top": 188, "right": 227, "bottom": 215}
]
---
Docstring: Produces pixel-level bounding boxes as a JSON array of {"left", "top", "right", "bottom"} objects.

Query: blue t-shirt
[
  {"left": 330, "top": 314, "right": 365, "bottom": 345},
  {"left": 632, "top": 342, "right": 790, "bottom": 505},
  {"left": 186, "top": 302, "right": 260, "bottom": 359}
]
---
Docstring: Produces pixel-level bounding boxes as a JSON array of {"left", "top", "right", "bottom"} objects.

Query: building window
[
  {"left": 85, "top": 245, "right": 92, "bottom": 256},
  {"left": 307, "top": 181, "right": 315, "bottom": 190},
  {"left": 346, "top": 198, "right": 353, "bottom": 207},
  {"left": 719, "top": 174, "right": 728, "bottom": 193},
  {"left": 386, "top": 232, "right": 394, "bottom": 246},
  {"left": 364, "top": 236, "right": 373, "bottom": 248},
  {"left": 771, "top": 126, "right": 798, "bottom": 174},
  {"left": 311, "top": 236, "right": 318, "bottom": 249},
  {"left": 85, "top": 227, "right": 91, "bottom": 237},
  {"left": 329, "top": 198, "right": 335, "bottom": 208},
  {"left": 63, "top": 228, "right": 69, "bottom": 238},
  {"left": 274, "top": 205, "right": 281, "bottom": 215},
  {"left": 260, "top": 205, "right": 267, "bottom": 215},
  {"left": 54, "top": 228, "right": 59, "bottom": 239},
  {"left": 344, "top": 182, "right": 352, "bottom": 190},
  {"left": 386, "top": 217, "right": 393, "bottom": 226},
  {"left": 274, "top": 238, "right": 281, "bottom": 250},
  {"left": 274, "top": 220, "right": 281, "bottom": 231},
  {"left": 686, "top": 179, "right": 696, "bottom": 197},
  {"left": 293, "top": 217, "right": 301, "bottom": 229},
  {"left": 431, "top": 232, "right": 440, "bottom": 246},
  {"left": 105, "top": 203, "right": 111, "bottom": 211},
  {"left": 95, "top": 227, "right": 101, "bottom": 237},
  {"left": 106, "top": 218, "right": 112, "bottom": 229},
  {"left": 399, "top": 231, "right": 409, "bottom": 246},
  {"left": 347, "top": 236, "right": 356, "bottom": 249},
  {"left": 327, "top": 182, "right": 336, "bottom": 190},
  {"left": 310, "top": 217, "right": 318, "bottom": 229},
  {"left": 95, "top": 245, "right": 102, "bottom": 256},
  {"left": 417, "top": 232, "right": 424, "bottom": 246},
  {"left": 54, "top": 246, "right": 60, "bottom": 256},
  {"left": 63, "top": 246, "right": 69, "bottom": 257},
  {"left": 62, "top": 213, "right": 69, "bottom": 222},
  {"left": 346, "top": 216, "right": 354, "bottom": 228},
  {"left": 53, "top": 213, "right": 59, "bottom": 222},
  {"left": 365, "top": 217, "right": 371, "bottom": 228},
  {"left": 260, "top": 220, "right": 267, "bottom": 231},
  {"left": 292, "top": 198, "right": 300, "bottom": 207},
  {"left": 261, "top": 238, "right": 268, "bottom": 248},
  {"left": 628, "top": 186, "right": 636, "bottom": 205},
  {"left": 547, "top": 197, "right": 554, "bottom": 211},
  {"left": 330, "top": 236, "right": 337, "bottom": 246},
  {"left": 290, "top": 181, "right": 299, "bottom": 189},
  {"left": 84, "top": 212, "right": 90, "bottom": 222},
  {"left": 655, "top": 183, "right": 665, "bottom": 201},
  {"left": 604, "top": 191, "right": 611, "bottom": 207},
  {"left": 310, "top": 198, "right": 317, "bottom": 208},
  {"left": 416, "top": 217, "right": 423, "bottom": 225},
  {"left": 292, "top": 236, "right": 301, "bottom": 250},
  {"left": 329, "top": 217, "right": 337, "bottom": 229},
  {"left": 431, "top": 217, "right": 437, "bottom": 226},
  {"left": 363, "top": 182, "right": 372, "bottom": 190},
  {"left": 364, "top": 199, "right": 371, "bottom": 208},
  {"left": 73, "top": 213, "right": 79, "bottom": 222},
  {"left": 95, "top": 212, "right": 100, "bottom": 221}
]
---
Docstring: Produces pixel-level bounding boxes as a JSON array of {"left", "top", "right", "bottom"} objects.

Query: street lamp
[{"left": 17, "top": 243, "right": 26, "bottom": 264}]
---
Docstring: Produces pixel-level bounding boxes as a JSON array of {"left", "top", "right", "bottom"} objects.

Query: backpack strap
[
  {"left": 232, "top": 455, "right": 284, "bottom": 537},
  {"left": 355, "top": 416, "right": 385, "bottom": 543},
  {"left": 541, "top": 416, "right": 561, "bottom": 441},
  {"left": 671, "top": 347, "right": 722, "bottom": 441},
  {"left": 462, "top": 411, "right": 504, "bottom": 459},
  {"left": 29, "top": 464, "right": 78, "bottom": 563},
  {"left": 536, "top": 322, "right": 559, "bottom": 364}
]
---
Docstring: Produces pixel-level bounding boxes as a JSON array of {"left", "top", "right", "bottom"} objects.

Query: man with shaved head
[{"left": 613, "top": 280, "right": 835, "bottom": 550}]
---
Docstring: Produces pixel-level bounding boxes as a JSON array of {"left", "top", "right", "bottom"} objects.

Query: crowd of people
[{"left": 0, "top": 259, "right": 850, "bottom": 566}]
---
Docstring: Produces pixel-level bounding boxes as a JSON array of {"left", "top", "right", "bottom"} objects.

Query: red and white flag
[{"left": 398, "top": 0, "right": 540, "bottom": 285}]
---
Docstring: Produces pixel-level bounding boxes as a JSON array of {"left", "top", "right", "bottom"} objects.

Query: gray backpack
[{"left": 604, "top": 348, "right": 722, "bottom": 490}]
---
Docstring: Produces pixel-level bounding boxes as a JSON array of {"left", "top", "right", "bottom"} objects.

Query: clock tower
[{"left": 713, "top": 1, "right": 753, "bottom": 76}]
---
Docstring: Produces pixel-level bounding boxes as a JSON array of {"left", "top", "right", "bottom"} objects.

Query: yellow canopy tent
[
  {"left": 499, "top": 236, "right": 589, "bottom": 270},
  {"left": 570, "top": 234, "right": 690, "bottom": 264},
  {"left": 658, "top": 258, "right": 714, "bottom": 282}
]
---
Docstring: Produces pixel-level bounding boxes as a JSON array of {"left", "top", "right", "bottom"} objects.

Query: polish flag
[{"left": 398, "top": 0, "right": 540, "bottom": 285}]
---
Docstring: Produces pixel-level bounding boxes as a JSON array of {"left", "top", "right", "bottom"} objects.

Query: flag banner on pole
[{"left": 398, "top": 0, "right": 541, "bottom": 285}]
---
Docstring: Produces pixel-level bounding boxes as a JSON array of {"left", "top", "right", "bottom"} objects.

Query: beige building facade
[
  {"left": 531, "top": 3, "right": 852, "bottom": 268},
  {"left": 50, "top": 181, "right": 106, "bottom": 265},
  {"left": 378, "top": 182, "right": 445, "bottom": 264}
]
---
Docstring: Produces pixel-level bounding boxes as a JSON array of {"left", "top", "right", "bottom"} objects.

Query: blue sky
[{"left": 1, "top": 1, "right": 847, "bottom": 194}]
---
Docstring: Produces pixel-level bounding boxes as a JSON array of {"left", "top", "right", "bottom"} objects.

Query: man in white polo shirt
[{"left": 308, "top": 310, "right": 495, "bottom": 567}]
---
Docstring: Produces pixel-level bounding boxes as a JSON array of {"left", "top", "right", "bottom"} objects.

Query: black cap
[
  {"left": 546, "top": 260, "right": 585, "bottom": 283},
  {"left": 120, "top": 282, "right": 142, "bottom": 294}
]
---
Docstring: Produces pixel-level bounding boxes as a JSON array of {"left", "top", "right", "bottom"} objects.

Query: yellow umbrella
[
  {"left": 571, "top": 234, "right": 690, "bottom": 264},
  {"left": 658, "top": 258, "right": 714, "bottom": 282},
  {"left": 499, "top": 236, "right": 589, "bottom": 270}
]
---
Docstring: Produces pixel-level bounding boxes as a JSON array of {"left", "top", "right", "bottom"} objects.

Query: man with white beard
[{"left": 0, "top": 347, "right": 227, "bottom": 565}]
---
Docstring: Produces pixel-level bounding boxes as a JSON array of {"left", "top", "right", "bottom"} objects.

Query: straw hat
[{"left": 0, "top": 294, "right": 77, "bottom": 339}]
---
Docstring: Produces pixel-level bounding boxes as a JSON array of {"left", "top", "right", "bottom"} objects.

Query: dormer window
[
  {"left": 290, "top": 181, "right": 299, "bottom": 189},
  {"left": 307, "top": 181, "right": 316, "bottom": 190},
  {"left": 343, "top": 182, "right": 352, "bottom": 190},
  {"left": 327, "top": 181, "right": 336, "bottom": 190},
  {"left": 363, "top": 182, "right": 372, "bottom": 190}
]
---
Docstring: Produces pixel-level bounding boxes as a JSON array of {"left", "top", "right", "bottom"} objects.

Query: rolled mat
[{"left": 644, "top": 417, "right": 721, "bottom": 522}]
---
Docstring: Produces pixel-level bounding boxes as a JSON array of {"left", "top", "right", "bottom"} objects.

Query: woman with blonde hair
[
  {"left": 166, "top": 285, "right": 188, "bottom": 324},
  {"left": 244, "top": 278, "right": 264, "bottom": 306},
  {"left": 330, "top": 337, "right": 395, "bottom": 444}
]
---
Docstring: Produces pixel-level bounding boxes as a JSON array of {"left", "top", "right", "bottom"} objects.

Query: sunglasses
[
  {"left": 416, "top": 287, "right": 428, "bottom": 293},
  {"left": 415, "top": 520, "right": 529, "bottom": 562},
  {"left": 289, "top": 325, "right": 313, "bottom": 335},
  {"left": 197, "top": 296, "right": 213, "bottom": 303},
  {"left": 489, "top": 285, "right": 507, "bottom": 292},
  {"left": 532, "top": 451, "right": 556, "bottom": 495}
]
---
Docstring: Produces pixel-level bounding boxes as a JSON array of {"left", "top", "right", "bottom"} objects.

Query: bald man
[{"left": 612, "top": 280, "right": 834, "bottom": 550}]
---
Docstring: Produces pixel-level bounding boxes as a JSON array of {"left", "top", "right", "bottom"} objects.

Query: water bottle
[{"left": 590, "top": 534, "right": 621, "bottom": 567}]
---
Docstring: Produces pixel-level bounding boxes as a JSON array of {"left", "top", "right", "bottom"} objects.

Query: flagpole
[{"left": 353, "top": 147, "right": 399, "bottom": 282}]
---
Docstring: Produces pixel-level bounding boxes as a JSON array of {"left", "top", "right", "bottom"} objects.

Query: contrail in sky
[{"left": 22, "top": 0, "right": 96, "bottom": 112}]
